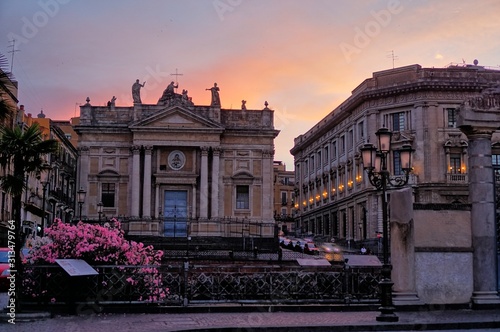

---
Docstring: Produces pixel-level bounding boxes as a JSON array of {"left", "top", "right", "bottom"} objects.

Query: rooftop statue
[
  {"left": 158, "top": 81, "right": 193, "bottom": 107},
  {"left": 132, "top": 79, "right": 145, "bottom": 103},
  {"left": 206, "top": 82, "right": 220, "bottom": 107}
]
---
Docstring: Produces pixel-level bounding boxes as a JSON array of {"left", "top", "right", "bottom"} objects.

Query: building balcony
[{"left": 446, "top": 173, "right": 468, "bottom": 183}]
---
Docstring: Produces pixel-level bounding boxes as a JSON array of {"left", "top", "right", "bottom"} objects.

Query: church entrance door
[{"left": 163, "top": 190, "right": 188, "bottom": 237}]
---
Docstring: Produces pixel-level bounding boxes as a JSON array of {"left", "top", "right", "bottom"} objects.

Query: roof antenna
[
  {"left": 8, "top": 39, "right": 20, "bottom": 73},
  {"left": 387, "top": 50, "right": 398, "bottom": 69}
]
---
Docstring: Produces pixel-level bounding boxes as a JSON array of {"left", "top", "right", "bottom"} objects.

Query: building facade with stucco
[
  {"left": 290, "top": 63, "right": 500, "bottom": 305},
  {"left": 74, "top": 86, "right": 279, "bottom": 250}
]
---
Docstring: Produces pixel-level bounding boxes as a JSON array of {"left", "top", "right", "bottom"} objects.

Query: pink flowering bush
[
  {"left": 23, "top": 218, "right": 168, "bottom": 303},
  {"left": 27, "top": 219, "right": 163, "bottom": 265}
]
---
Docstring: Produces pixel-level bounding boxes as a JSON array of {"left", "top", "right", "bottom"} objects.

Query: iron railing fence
[{"left": 22, "top": 263, "right": 382, "bottom": 308}]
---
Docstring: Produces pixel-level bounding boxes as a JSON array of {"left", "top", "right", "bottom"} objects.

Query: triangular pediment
[{"left": 130, "top": 106, "right": 223, "bottom": 130}]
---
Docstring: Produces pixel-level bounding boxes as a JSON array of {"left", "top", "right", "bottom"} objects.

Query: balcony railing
[{"left": 446, "top": 173, "right": 468, "bottom": 183}]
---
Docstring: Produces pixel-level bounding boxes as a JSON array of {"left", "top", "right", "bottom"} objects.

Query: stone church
[{"left": 74, "top": 81, "right": 279, "bottom": 249}]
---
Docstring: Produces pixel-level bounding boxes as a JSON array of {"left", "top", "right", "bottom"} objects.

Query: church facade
[{"left": 74, "top": 84, "right": 279, "bottom": 249}]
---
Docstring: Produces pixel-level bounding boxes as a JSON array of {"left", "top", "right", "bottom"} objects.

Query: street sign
[{"left": 55, "top": 259, "right": 98, "bottom": 276}]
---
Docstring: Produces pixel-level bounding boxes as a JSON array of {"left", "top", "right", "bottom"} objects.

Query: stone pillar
[
  {"left": 155, "top": 184, "right": 160, "bottom": 219},
  {"left": 390, "top": 187, "right": 421, "bottom": 305},
  {"left": 192, "top": 184, "right": 197, "bottom": 220},
  {"left": 458, "top": 93, "right": 500, "bottom": 306},
  {"left": 78, "top": 146, "right": 90, "bottom": 217},
  {"left": 211, "top": 147, "right": 220, "bottom": 219},
  {"left": 262, "top": 149, "right": 274, "bottom": 220},
  {"left": 131, "top": 145, "right": 141, "bottom": 218},
  {"left": 142, "top": 146, "right": 152, "bottom": 219},
  {"left": 200, "top": 146, "right": 209, "bottom": 219}
]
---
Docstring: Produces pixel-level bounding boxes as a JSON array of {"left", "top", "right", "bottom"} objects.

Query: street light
[
  {"left": 97, "top": 201, "right": 103, "bottom": 222},
  {"left": 360, "top": 127, "right": 414, "bottom": 323},
  {"left": 77, "top": 187, "right": 86, "bottom": 222}
]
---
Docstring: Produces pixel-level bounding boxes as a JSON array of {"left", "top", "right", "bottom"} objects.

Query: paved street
[
  {"left": 2, "top": 292, "right": 500, "bottom": 331},
  {"left": 1, "top": 309, "right": 500, "bottom": 332}
]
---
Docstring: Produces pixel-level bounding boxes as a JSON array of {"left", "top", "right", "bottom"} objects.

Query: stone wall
[{"left": 413, "top": 208, "right": 472, "bottom": 304}]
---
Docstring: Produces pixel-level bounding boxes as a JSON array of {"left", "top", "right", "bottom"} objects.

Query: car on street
[
  {"left": 304, "top": 242, "right": 319, "bottom": 255},
  {"left": 292, "top": 238, "right": 306, "bottom": 252},
  {"left": 0, "top": 248, "right": 12, "bottom": 291},
  {"left": 320, "top": 243, "right": 344, "bottom": 262},
  {"left": 280, "top": 237, "right": 293, "bottom": 249}
]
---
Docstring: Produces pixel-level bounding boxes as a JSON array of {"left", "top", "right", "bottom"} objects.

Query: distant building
[
  {"left": 20, "top": 110, "right": 78, "bottom": 236},
  {"left": 272, "top": 161, "right": 296, "bottom": 235},
  {"left": 74, "top": 86, "right": 279, "bottom": 250}
]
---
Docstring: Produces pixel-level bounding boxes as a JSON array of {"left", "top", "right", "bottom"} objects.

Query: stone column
[
  {"left": 78, "top": 146, "right": 90, "bottom": 218},
  {"left": 390, "top": 187, "right": 421, "bottom": 305},
  {"left": 142, "top": 146, "right": 152, "bottom": 219},
  {"left": 262, "top": 149, "right": 274, "bottom": 220},
  {"left": 458, "top": 93, "right": 500, "bottom": 306},
  {"left": 200, "top": 146, "right": 209, "bottom": 219},
  {"left": 155, "top": 184, "right": 160, "bottom": 219},
  {"left": 131, "top": 145, "right": 141, "bottom": 218},
  {"left": 211, "top": 147, "right": 221, "bottom": 219},
  {"left": 192, "top": 184, "right": 197, "bottom": 220}
]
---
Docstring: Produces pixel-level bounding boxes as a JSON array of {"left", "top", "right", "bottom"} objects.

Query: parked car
[
  {"left": 280, "top": 237, "right": 293, "bottom": 249},
  {"left": 0, "top": 248, "right": 12, "bottom": 291},
  {"left": 292, "top": 238, "right": 306, "bottom": 252},
  {"left": 304, "top": 242, "right": 319, "bottom": 255}
]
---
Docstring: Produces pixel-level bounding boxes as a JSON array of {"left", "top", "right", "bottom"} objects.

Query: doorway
[{"left": 163, "top": 190, "right": 188, "bottom": 237}]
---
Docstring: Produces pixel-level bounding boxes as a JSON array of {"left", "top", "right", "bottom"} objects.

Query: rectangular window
[
  {"left": 236, "top": 185, "right": 249, "bottom": 209},
  {"left": 447, "top": 108, "right": 458, "bottom": 128},
  {"left": 358, "top": 121, "right": 364, "bottom": 140},
  {"left": 392, "top": 112, "right": 405, "bottom": 131},
  {"left": 449, "top": 153, "right": 461, "bottom": 174},
  {"left": 340, "top": 136, "right": 345, "bottom": 154},
  {"left": 101, "top": 183, "right": 115, "bottom": 207},
  {"left": 493, "top": 154, "right": 500, "bottom": 178},
  {"left": 323, "top": 146, "right": 329, "bottom": 165},
  {"left": 281, "top": 192, "right": 287, "bottom": 205},
  {"left": 347, "top": 130, "right": 353, "bottom": 151},
  {"left": 393, "top": 151, "right": 403, "bottom": 176},
  {"left": 332, "top": 141, "right": 337, "bottom": 160}
]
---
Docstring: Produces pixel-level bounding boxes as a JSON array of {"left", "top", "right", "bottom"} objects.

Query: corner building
[
  {"left": 74, "top": 92, "right": 279, "bottom": 250},
  {"left": 290, "top": 64, "right": 500, "bottom": 303}
]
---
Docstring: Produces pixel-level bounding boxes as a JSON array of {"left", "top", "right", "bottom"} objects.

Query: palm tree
[{"left": 0, "top": 122, "right": 59, "bottom": 312}]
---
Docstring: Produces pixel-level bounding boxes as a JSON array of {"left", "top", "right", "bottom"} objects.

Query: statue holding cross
[{"left": 157, "top": 69, "right": 193, "bottom": 107}]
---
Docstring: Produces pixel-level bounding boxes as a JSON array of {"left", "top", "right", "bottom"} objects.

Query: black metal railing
[{"left": 21, "top": 263, "right": 381, "bottom": 308}]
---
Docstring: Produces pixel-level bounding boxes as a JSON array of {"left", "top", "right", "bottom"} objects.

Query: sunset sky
[{"left": 1, "top": 0, "right": 500, "bottom": 168}]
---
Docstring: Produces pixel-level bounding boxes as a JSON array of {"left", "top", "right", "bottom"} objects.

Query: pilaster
[
  {"left": 211, "top": 147, "right": 221, "bottom": 219},
  {"left": 142, "top": 146, "right": 152, "bottom": 219},
  {"left": 200, "top": 146, "right": 209, "bottom": 219},
  {"left": 131, "top": 145, "right": 141, "bottom": 218}
]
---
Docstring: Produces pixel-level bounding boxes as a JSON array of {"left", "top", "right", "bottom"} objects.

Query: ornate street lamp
[
  {"left": 360, "top": 127, "right": 414, "bottom": 322},
  {"left": 77, "top": 187, "right": 86, "bottom": 222},
  {"left": 97, "top": 201, "right": 103, "bottom": 222}
]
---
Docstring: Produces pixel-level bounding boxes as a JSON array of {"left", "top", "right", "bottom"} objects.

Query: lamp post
[
  {"left": 360, "top": 127, "right": 414, "bottom": 322},
  {"left": 77, "top": 187, "right": 86, "bottom": 222},
  {"left": 97, "top": 201, "right": 103, "bottom": 222}
]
